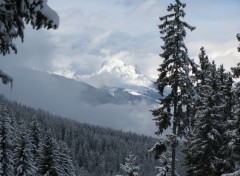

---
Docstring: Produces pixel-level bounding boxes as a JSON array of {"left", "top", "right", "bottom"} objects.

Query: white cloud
[{"left": 188, "top": 39, "right": 239, "bottom": 70}]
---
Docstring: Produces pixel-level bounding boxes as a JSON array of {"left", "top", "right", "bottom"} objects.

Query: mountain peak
[
  {"left": 80, "top": 59, "right": 152, "bottom": 89},
  {"left": 100, "top": 59, "right": 141, "bottom": 78}
]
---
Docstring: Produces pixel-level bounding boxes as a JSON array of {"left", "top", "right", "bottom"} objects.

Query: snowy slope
[{"left": 0, "top": 65, "right": 161, "bottom": 136}]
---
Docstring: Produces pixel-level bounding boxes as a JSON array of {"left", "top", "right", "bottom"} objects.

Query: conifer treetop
[{"left": 156, "top": 0, "right": 197, "bottom": 98}]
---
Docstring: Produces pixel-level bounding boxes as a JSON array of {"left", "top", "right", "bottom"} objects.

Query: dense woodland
[
  {"left": 151, "top": 0, "right": 240, "bottom": 176},
  {"left": 0, "top": 95, "right": 156, "bottom": 175},
  {"left": 0, "top": 95, "right": 190, "bottom": 176}
]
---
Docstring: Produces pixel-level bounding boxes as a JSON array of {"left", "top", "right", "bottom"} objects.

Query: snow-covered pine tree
[
  {"left": 38, "top": 130, "right": 64, "bottom": 176},
  {"left": 223, "top": 34, "right": 240, "bottom": 176},
  {"left": 0, "top": 0, "right": 59, "bottom": 55},
  {"left": 185, "top": 48, "right": 234, "bottom": 175},
  {"left": 218, "top": 70, "right": 236, "bottom": 173},
  {"left": 59, "top": 141, "right": 76, "bottom": 176},
  {"left": 217, "top": 68, "right": 234, "bottom": 122},
  {"left": 29, "top": 117, "right": 41, "bottom": 164},
  {"left": 188, "top": 47, "right": 210, "bottom": 131},
  {"left": 155, "top": 150, "right": 172, "bottom": 176},
  {"left": 120, "top": 153, "right": 139, "bottom": 176},
  {"left": 185, "top": 62, "right": 219, "bottom": 175},
  {"left": 0, "top": 104, "right": 14, "bottom": 176},
  {"left": 14, "top": 123, "right": 37, "bottom": 176},
  {"left": 224, "top": 81, "right": 240, "bottom": 175},
  {"left": 0, "top": 0, "right": 59, "bottom": 85},
  {"left": 197, "top": 47, "right": 211, "bottom": 85},
  {"left": 149, "top": 141, "right": 171, "bottom": 176},
  {"left": 152, "top": 0, "right": 197, "bottom": 175}
]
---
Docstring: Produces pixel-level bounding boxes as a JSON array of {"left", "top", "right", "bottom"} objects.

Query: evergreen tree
[
  {"left": 198, "top": 47, "right": 211, "bottom": 85},
  {"left": 0, "top": 104, "right": 14, "bottom": 176},
  {"left": 14, "top": 123, "right": 37, "bottom": 176},
  {"left": 185, "top": 61, "right": 220, "bottom": 175},
  {"left": 0, "top": 0, "right": 59, "bottom": 85},
  {"left": 218, "top": 70, "right": 235, "bottom": 174},
  {"left": 59, "top": 141, "right": 76, "bottom": 176},
  {"left": 38, "top": 130, "right": 64, "bottom": 176},
  {"left": 223, "top": 33, "right": 240, "bottom": 176},
  {"left": 152, "top": 0, "right": 197, "bottom": 175},
  {"left": 155, "top": 150, "right": 172, "bottom": 176},
  {"left": 120, "top": 153, "right": 139, "bottom": 176},
  {"left": 29, "top": 117, "right": 41, "bottom": 164},
  {"left": 149, "top": 141, "right": 171, "bottom": 176},
  {"left": 185, "top": 49, "right": 234, "bottom": 175},
  {"left": 226, "top": 81, "right": 240, "bottom": 174},
  {"left": 0, "top": 0, "right": 59, "bottom": 55},
  {"left": 189, "top": 47, "right": 211, "bottom": 130}
]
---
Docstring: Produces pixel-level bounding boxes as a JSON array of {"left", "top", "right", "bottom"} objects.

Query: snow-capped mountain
[
  {"left": 78, "top": 59, "right": 153, "bottom": 89},
  {"left": 72, "top": 58, "right": 163, "bottom": 103}
]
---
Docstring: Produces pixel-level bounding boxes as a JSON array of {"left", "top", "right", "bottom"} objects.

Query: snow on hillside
[{"left": 0, "top": 65, "right": 158, "bottom": 136}]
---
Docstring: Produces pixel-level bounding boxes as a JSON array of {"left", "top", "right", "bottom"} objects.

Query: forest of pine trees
[
  {"left": 152, "top": 0, "right": 240, "bottom": 176},
  {"left": 0, "top": 95, "right": 166, "bottom": 175},
  {"left": 0, "top": 103, "right": 75, "bottom": 176}
]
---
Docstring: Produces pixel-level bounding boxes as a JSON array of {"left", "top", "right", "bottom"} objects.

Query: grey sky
[
  {"left": 1, "top": 0, "right": 239, "bottom": 80},
  {"left": 0, "top": 0, "right": 239, "bottom": 136}
]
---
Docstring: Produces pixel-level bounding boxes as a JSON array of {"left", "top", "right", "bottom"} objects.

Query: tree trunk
[
  {"left": 171, "top": 100, "right": 177, "bottom": 176},
  {"left": 171, "top": 125, "right": 176, "bottom": 176}
]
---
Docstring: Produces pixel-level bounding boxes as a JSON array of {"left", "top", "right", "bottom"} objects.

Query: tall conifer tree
[
  {"left": 59, "top": 141, "right": 76, "bottom": 176},
  {"left": 14, "top": 123, "right": 37, "bottom": 176},
  {"left": 29, "top": 118, "right": 41, "bottom": 165},
  {"left": 185, "top": 47, "right": 237, "bottom": 175},
  {"left": 120, "top": 153, "right": 139, "bottom": 176},
  {"left": 0, "top": 105, "right": 14, "bottom": 176},
  {"left": 223, "top": 33, "right": 240, "bottom": 176},
  {"left": 152, "top": 0, "right": 197, "bottom": 175},
  {"left": 38, "top": 131, "right": 64, "bottom": 175}
]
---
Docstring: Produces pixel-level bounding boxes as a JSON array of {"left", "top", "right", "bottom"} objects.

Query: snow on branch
[
  {"left": 0, "top": 0, "right": 59, "bottom": 55},
  {"left": 0, "top": 69, "right": 13, "bottom": 87},
  {"left": 222, "top": 170, "right": 240, "bottom": 176}
]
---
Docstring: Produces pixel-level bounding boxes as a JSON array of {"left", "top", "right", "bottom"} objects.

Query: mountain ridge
[{"left": 0, "top": 65, "right": 159, "bottom": 136}]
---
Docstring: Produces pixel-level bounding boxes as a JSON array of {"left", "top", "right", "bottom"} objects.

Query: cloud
[
  {"left": 188, "top": 39, "right": 239, "bottom": 70},
  {"left": 0, "top": 26, "right": 57, "bottom": 70}
]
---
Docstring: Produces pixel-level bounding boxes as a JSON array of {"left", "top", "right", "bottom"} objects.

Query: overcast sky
[{"left": 1, "top": 0, "right": 239, "bottom": 80}]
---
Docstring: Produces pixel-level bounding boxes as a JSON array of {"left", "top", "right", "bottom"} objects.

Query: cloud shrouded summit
[{"left": 77, "top": 59, "right": 152, "bottom": 89}]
